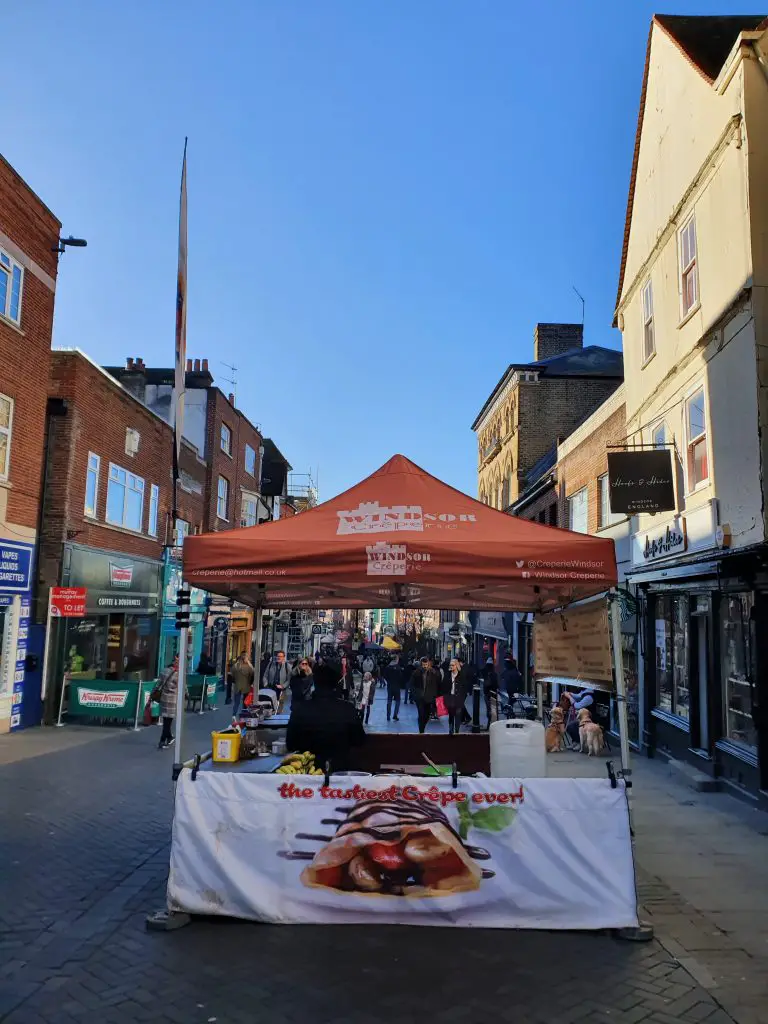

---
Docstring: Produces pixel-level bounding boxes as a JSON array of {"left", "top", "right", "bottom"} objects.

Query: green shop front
[
  {"left": 158, "top": 551, "right": 209, "bottom": 674},
  {"left": 46, "top": 545, "right": 163, "bottom": 723}
]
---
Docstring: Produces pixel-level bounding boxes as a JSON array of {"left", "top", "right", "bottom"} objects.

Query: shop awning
[{"left": 183, "top": 454, "right": 617, "bottom": 612}]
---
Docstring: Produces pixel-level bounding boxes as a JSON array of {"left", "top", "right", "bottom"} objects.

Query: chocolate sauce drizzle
[{"left": 281, "top": 796, "right": 494, "bottom": 880}]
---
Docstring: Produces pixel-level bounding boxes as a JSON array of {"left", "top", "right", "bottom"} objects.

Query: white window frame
[
  {"left": 245, "top": 443, "right": 256, "bottom": 476},
  {"left": 0, "top": 249, "right": 24, "bottom": 325},
  {"left": 0, "top": 393, "right": 14, "bottom": 482},
  {"left": 568, "top": 486, "right": 588, "bottom": 534},
  {"left": 221, "top": 423, "right": 232, "bottom": 457},
  {"left": 217, "top": 475, "right": 230, "bottom": 521},
  {"left": 679, "top": 216, "right": 699, "bottom": 319},
  {"left": 175, "top": 518, "right": 190, "bottom": 545},
  {"left": 148, "top": 484, "right": 160, "bottom": 537},
  {"left": 106, "top": 463, "right": 145, "bottom": 532},
  {"left": 641, "top": 279, "right": 655, "bottom": 362},
  {"left": 597, "top": 474, "right": 621, "bottom": 529},
  {"left": 652, "top": 422, "right": 666, "bottom": 449},
  {"left": 84, "top": 452, "right": 100, "bottom": 518},
  {"left": 242, "top": 496, "right": 258, "bottom": 527},
  {"left": 685, "top": 385, "right": 709, "bottom": 492}
]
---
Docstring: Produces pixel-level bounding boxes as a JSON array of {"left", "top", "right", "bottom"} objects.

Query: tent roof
[{"left": 183, "top": 454, "right": 617, "bottom": 612}]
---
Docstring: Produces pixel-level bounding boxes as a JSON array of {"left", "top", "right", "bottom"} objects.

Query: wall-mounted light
[{"left": 53, "top": 235, "right": 88, "bottom": 255}]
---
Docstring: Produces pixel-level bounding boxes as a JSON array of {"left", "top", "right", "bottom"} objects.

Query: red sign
[{"left": 50, "top": 587, "right": 87, "bottom": 618}]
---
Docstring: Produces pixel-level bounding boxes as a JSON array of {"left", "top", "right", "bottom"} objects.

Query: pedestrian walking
[
  {"left": 444, "top": 657, "right": 466, "bottom": 735},
  {"left": 355, "top": 671, "right": 376, "bottom": 724},
  {"left": 383, "top": 655, "right": 404, "bottom": 722},
  {"left": 290, "top": 657, "right": 314, "bottom": 702},
  {"left": 230, "top": 652, "right": 255, "bottom": 718},
  {"left": 409, "top": 656, "right": 441, "bottom": 734},
  {"left": 482, "top": 657, "right": 499, "bottom": 727},
  {"left": 500, "top": 656, "right": 524, "bottom": 701},
  {"left": 362, "top": 651, "right": 375, "bottom": 675},
  {"left": 156, "top": 654, "right": 181, "bottom": 749},
  {"left": 262, "top": 650, "right": 292, "bottom": 712}
]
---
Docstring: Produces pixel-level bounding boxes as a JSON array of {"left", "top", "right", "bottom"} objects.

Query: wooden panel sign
[{"left": 533, "top": 600, "right": 613, "bottom": 685}]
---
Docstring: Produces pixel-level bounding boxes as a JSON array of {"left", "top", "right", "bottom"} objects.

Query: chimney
[
  {"left": 193, "top": 358, "right": 201, "bottom": 372},
  {"left": 228, "top": 393, "right": 235, "bottom": 406},
  {"left": 186, "top": 358, "right": 193, "bottom": 372},
  {"left": 533, "top": 323, "right": 583, "bottom": 363},
  {"left": 202, "top": 358, "right": 209, "bottom": 371},
  {"left": 121, "top": 355, "right": 147, "bottom": 403}
]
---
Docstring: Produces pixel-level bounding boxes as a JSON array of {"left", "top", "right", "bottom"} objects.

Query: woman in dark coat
[{"left": 443, "top": 657, "right": 466, "bottom": 735}]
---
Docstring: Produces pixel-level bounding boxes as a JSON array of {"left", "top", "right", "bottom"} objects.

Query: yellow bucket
[{"left": 212, "top": 729, "right": 241, "bottom": 763}]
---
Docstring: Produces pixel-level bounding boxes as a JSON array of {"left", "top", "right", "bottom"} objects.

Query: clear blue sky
[{"left": 5, "top": 1, "right": 761, "bottom": 501}]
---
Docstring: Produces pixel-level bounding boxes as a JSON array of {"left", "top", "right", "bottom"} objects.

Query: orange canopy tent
[{"left": 183, "top": 454, "right": 617, "bottom": 613}]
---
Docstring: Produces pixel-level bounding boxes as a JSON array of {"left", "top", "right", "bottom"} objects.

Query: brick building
[
  {"left": 472, "top": 323, "right": 623, "bottom": 511},
  {"left": 38, "top": 350, "right": 177, "bottom": 721},
  {"left": 104, "top": 358, "right": 294, "bottom": 671},
  {"left": 470, "top": 323, "right": 624, "bottom": 679},
  {"left": 0, "top": 155, "right": 61, "bottom": 732}
]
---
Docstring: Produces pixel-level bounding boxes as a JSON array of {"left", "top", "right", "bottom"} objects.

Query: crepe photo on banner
[{"left": 167, "top": 774, "right": 638, "bottom": 930}]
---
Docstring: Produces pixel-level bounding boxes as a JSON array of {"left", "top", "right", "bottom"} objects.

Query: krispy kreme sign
[{"left": 76, "top": 688, "right": 129, "bottom": 709}]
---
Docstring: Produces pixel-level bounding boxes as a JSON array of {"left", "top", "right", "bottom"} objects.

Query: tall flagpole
[
  {"left": 173, "top": 139, "right": 189, "bottom": 779},
  {"left": 148, "top": 140, "right": 193, "bottom": 932}
]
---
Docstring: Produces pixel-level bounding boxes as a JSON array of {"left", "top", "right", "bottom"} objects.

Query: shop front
[
  {"left": 47, "top": 544, "right": 162, "bottom": 720},
  {"left": 629, "top": 499, "right": 768, "bottom": 803},
  {"left": 470, "top": 611, "right": 512, "bottom": 670},
  {"left": 159, "top": 552, "right": 209, "bottom": 674},
  {"left": 0, "top": 538, "right": 35, "bottom": 732},
  {"left": 205, "top": 601, "right": 253, "bottom": 677}
]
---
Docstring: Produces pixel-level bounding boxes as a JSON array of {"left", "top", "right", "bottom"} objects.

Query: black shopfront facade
[{"left": 632, "top": 539, "right": 768, "bottom": 806}]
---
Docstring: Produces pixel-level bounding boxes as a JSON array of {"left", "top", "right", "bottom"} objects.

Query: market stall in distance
[{"left": 162, "top": 455, "right": 637, "bottom": 932}]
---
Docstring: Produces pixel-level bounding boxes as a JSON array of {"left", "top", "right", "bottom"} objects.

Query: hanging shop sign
[
  {"left": 533, "top": 600, "right": 613, "bottom": 684},
  {"left": 65, "top": 545, "right": 161, "bottom": 614},
  {"left": 50, "top": 587, "right": 87, "bottom": 618},
  {"left": 607, "top": 450, "right": 675, "bottom": 514},
  {"left": 0, "top": 540, "right": 34, "bottom": 593}
]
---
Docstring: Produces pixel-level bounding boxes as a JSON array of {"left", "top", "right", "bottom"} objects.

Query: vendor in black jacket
[{"left": 286, "top": 661, "right": 365, "bottom": 772}]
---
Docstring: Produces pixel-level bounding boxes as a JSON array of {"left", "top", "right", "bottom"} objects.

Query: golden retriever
[
  {"left": 577, "top": 707, "right": 604, "bottom": 756},
  {"left": 545, "top": 706, "right": 566, "bottom": 753}
]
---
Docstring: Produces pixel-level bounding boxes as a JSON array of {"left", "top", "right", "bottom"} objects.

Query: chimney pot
[
  {"left": 202, "top": 358, "right": 209, "bottom": 371},
  {"left": 136, "top": 357, "right": 145, "bottom": 369},
  {"left": 193, "top": 358, "right": 201, "bottom": 372},
  {"left": 228, "top": 393, "right": 235, "bottom": 405},
  {"left": 126, "top": 357, "right": 134, "bottom": 369},
  {"left": 186, "top": 358, "right": 192, "bottom": 372}
]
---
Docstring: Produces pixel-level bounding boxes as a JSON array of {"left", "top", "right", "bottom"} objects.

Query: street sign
[
  {"left": 50, "top": 587, "right": 87, "bottom": 618},
  {"left": 212, "top": 616, "right": 228, "bottom": 635},
  {"left": 311, "top": 624, "right": 322, "bottom": 634}
]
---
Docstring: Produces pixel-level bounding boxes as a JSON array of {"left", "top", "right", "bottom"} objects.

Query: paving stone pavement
[{"left": 0, "top": 700, "right": 763, "bottom": 1023}]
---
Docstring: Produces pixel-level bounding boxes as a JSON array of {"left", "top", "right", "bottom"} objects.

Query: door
[
  {"left": 697, "top": 615, "right": 709, "bottom": 751},
  {"left": 20, "top": 623, "right": 45, "bottom": 729}
]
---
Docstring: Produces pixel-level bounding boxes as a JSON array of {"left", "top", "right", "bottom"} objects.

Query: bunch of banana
[{"left": 274, "top": 751, "right": 324, "bottom": 776}]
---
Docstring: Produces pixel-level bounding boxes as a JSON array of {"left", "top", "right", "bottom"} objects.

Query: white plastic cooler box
[{"left": 490, "top": 719, "right": 547, "bottom": 778}]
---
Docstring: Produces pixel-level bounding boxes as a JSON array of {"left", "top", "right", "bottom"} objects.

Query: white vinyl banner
[{"left": 168, "top": 773, "right": 638, "bottom": 930}]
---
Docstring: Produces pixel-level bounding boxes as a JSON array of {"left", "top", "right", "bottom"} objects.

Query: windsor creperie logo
[
  {"left": 366, "top": 542, "right": 431, "bottom": 576},
  {"left": 337, "top": 501, "right": 476, "bottom": 535}
]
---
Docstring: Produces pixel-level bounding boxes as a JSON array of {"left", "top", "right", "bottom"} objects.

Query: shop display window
[
  {"left": 64, "top": 618, "right": 108, "bottom": 679},
  {"left": 720, "top": 593, "right": 757, "bottom": 752},
  {"left": 654, "top": 594, "right": 689, "bottom": 719}
]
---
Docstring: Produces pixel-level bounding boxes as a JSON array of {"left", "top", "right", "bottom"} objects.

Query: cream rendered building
[{"left": 615, "top": 15, "right": 768, "bottom": 801}]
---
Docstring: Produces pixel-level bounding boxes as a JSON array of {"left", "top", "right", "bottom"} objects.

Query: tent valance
[{"left": 183, "top": 455, "right": 617, "bottom": 612}]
